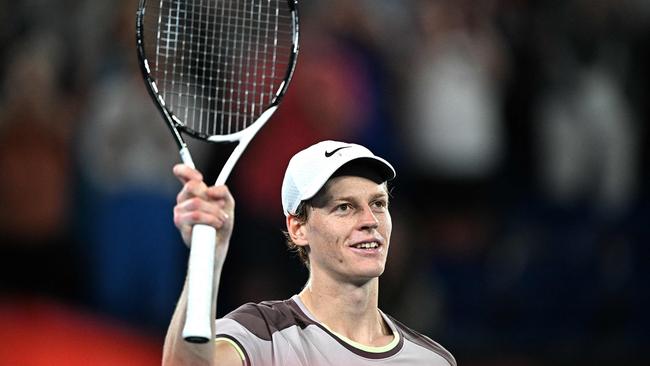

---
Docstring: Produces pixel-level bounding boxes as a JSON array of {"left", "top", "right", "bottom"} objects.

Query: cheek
[
  {"left": 308, "top": 222, "right": 346, "bottom": 263},
  {"left": 308, "top": 215, "right": 342, "bottom": 242},
  {"left": 382, "top": 214, "right": 392, "bottom": 237}
]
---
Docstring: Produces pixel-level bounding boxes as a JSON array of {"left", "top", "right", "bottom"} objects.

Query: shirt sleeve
[{"left": 215, "top": 317, "right": 271, "bottom": 366}]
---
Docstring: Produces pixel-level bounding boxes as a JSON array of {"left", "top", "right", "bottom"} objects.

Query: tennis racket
[{"left": 136, "top": 0, "right": 299, "bottom": 343}]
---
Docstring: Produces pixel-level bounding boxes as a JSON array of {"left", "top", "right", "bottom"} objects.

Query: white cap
[{"left": 281, "top": 140, "right": 396, "bottom": 216}]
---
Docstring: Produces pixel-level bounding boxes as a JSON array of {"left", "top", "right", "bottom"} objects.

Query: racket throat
[{"left": 212, "top": 106, "right": 278, "bottom": 185}]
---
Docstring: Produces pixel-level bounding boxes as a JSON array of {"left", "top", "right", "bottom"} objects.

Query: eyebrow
[
  {"left": 329, "top": 192, "right": 389, "bottom": 205},
  {"left": 310, "top": 182, "right": 390, "bottom": 209}
]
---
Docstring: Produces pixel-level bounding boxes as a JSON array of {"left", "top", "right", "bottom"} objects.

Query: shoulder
[
  {"left": 387, "top": 315, "right": 457, "bottom": 366},
  {"left": 219, "top": 298, "right": 314, "bottom": 341}
]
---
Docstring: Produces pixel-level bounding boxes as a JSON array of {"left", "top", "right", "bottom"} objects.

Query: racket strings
[{"left": 145, "top": 0, "right": 293, "bottom": 137}]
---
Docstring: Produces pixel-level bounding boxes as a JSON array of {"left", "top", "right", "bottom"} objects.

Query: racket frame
[{"left": 135, "top": 0, "right": 299, "bottom": 343}]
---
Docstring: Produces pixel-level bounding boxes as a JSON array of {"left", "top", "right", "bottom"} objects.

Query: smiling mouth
[{"left": 350, "top": 241, "right": 381, "bottom": 250}]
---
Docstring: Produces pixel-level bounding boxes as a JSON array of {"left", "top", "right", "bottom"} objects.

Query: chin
[{"left": 355, "top": 265, "right": 385, "bottom": 280}]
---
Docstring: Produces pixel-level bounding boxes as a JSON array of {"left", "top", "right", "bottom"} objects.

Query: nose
[{"left": 358, "top": 204, "right": 379, "bottom": 230}]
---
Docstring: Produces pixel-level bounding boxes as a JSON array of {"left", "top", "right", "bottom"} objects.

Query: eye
[
  {"left": 335, "top": 203, "right": 352, "bottom": 212},
  {"left": 372, "top": 199, "right": 388, "bottom": 209}
]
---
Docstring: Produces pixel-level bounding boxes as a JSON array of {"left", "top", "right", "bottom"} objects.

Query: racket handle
[{"left": 182, "top": 223, "right": 217, "bottom": 343}]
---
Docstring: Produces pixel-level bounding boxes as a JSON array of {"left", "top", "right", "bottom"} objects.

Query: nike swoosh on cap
[{"left": 324, "top": 146, "right": 352, "bottom": 157}]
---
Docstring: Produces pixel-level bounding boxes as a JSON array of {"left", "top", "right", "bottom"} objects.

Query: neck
[{"left": 298, "top": 271, "right": 391, "bottom": 346}]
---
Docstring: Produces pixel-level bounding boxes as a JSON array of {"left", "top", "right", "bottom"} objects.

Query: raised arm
[{"left": 162, "top": 164, "right": 242, "bottom": 366}]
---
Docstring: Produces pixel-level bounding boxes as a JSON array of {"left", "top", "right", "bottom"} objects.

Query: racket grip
[{"left": 182, "top": 223, "right": 217, "bottom": 343}]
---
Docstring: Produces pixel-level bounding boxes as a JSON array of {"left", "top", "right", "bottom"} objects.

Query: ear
[{"left": 286, "top": 214, "right": 309, "bottom": 246}]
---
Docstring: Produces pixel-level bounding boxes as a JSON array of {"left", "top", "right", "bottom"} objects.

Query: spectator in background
[
  {"left": 74, "top": 0, "right": 185, "bottom": 331},
  {"left": 514, "top": 1, "right": 643, "bottom": 355},
  {"left": 535, "top": 66, "right": 638, "bottom": 216},
  {"left": 0, "top": 31, "right": 78, "bottom": 298},
  {"left": 0, "top": 21, "right": 163, "bottom": 366},
  {"left": 398, "top": 0, "right": 510, "bottom": 346},
  {"left": 533, "top": 0, "right": 640, "bottom": 218},
  {"left": 404, "top": 0, "right": 508, "bottom": 184}
]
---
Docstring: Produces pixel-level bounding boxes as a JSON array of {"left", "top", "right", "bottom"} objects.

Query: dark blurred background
[{"left": 0, "top": 0, "right": 648, "bottom": 365}]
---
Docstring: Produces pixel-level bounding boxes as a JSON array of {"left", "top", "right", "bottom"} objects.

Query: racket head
[{"left": 136, "top": 0, "right": 299, "bottom": 142}]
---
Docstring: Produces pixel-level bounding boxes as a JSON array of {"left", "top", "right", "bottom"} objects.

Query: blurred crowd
[{"left": 1, "top": 0, "right": 649, "bottom": 365}]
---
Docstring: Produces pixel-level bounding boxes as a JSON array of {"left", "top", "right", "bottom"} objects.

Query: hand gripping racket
[{"left": 136, "top": 0, "right": 299, "bottom": 343}]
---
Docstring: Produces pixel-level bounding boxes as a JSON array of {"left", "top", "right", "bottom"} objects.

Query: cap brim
[{"left": 299, "top": 155, "right": 396, "bottom": 203}]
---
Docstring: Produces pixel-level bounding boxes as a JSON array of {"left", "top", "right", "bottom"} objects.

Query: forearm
[
  {"left": 163, "top": 262, "right": 225, "bottom": 366},
  {"left": 168, "top": 166, "right": 235, "bottom": 365}
]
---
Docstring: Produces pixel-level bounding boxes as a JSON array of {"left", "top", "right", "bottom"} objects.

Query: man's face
[{"left": 302, "top": 174, "right": 392, "bottom": 284}]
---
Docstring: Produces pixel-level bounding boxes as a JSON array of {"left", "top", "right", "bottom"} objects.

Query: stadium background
[{"left": 0, "top": 0, "right": 648, "bottom": 364}]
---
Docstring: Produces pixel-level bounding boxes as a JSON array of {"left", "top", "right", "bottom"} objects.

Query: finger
[
  {"left": 205, "top": 185, "right": 234, "bottom": 205},
  {"left": 174, "top": 209, "right": 228, "bottom": 230},
  {"left": 177, "top": 179, "right": 210, "bottom": 203},
  {"left": 173, "top": 164, "right": 203, "bottom": 185},
  {"left": 176, "top": 196, "right": 228, "bottom": 218}
]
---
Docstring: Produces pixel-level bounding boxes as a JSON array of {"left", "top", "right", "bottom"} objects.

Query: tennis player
[{"left": 164, "top": 140, "right": 456, "bottom": 365}]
